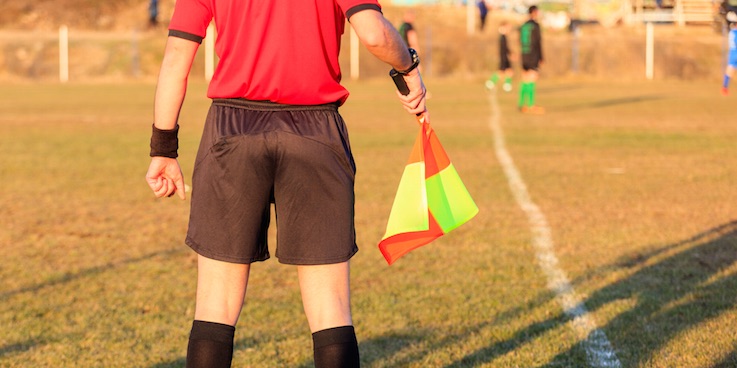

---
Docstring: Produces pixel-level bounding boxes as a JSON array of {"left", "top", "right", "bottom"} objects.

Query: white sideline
[{"left": 487, "top": 93, "right": 621, "bottom": 367}]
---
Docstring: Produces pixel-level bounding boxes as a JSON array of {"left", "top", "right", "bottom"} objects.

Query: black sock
[
  {"left": 186, "top": 320, "right": 236, "bottom": 368},
  {"left": 312, "top": 325, "right": 360, "bottom": 368}
]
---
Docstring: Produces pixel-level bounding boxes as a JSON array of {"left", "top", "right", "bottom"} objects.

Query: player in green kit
[{"left": 518, "top": 5, "right": 544, "bottom": 114}]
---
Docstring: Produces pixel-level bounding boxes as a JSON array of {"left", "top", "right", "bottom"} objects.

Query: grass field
[{"left": 1, "top": 77, "right": 737, "bottom": 367}]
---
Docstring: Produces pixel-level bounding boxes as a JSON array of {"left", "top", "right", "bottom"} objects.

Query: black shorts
[
  {"left": 499, "top": 55, "right": 511, "bottom": 71},
  {"left": 522, "top": 57, "right": 540, "bottom": 71},
  {"left": 185, "top": 99, "right": 358, "bottom": 265}
]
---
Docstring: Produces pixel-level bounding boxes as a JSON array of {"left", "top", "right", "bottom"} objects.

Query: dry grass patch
[{"left": 1, "top": 79, "right": 736, "bottom": 367}]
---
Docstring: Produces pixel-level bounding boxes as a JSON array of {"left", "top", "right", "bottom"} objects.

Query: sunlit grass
[{"left": 1, "top": 78, "right": 736, "bottom": 367}]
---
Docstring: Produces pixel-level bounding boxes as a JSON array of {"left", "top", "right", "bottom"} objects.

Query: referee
[{"left": 145, "top": 0, "right": 427, "bottom": 367}]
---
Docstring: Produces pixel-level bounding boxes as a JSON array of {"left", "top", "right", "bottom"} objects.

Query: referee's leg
[
  {"left": 186, "top": 255, "right": 250, "bottom": 368},
  {"left": 299, "top": 261, "right": 360, "bottom": 367}
]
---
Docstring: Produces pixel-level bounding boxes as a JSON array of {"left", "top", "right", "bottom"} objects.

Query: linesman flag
[{"left": 378, "top": 117, "right": 479, "bottom": 265}]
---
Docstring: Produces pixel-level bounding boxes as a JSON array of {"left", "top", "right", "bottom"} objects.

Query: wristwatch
[{"left": 393, "top": 48, "right": 420, "bottom": 75}]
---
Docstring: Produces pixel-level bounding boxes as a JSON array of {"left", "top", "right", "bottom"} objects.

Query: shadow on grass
[
  {"left": 0, "top": 248, "right": 184, "bottom": 300},
  {"left": 536, "top": 85, "right": 586, "bottom": 94},
  {"left": 445, "top": 220, "right": 737, "bottom": 366},
  {"left": 352, "top": 290, "right": 565, "bottom": 367},
  {"left": 153, "top": 331, "right": 423, "bottom": 368},
  {"left": 434, "top": 289, "right": 593, "bottom": 367},
  {"left": 356, "top": 331, "right": 427, "bottom": 367},
  {"left": 443, "top": 313, "right": 579, "bottom": 368},
  {"left": 150, "top": 357, "right": 186, "bottom": 368},
  {"left": 140, "top": 221, "right": 737, "bottom": 367},
  {"left": 554, "top": 95, "right": 666, "bottom": 112},
  {"left": 0, "top": 339, "right": 46, "bottom": 359},
  {"left": 578, "top": 220, "right": 737, "bottom": 366},
  {"left": 712, "top": 349, "right": 737, "bottom": 368}
]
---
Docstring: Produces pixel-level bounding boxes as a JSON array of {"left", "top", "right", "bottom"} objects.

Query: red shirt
[{"left": 168, "top": 0, "right": 381, "bottom": 105}]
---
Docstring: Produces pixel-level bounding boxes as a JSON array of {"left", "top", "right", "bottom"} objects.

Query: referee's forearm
[
  {"left": 153, "top": 73, "right": 187, "bottom": 131},
  {"left": 369, "top": 34, "right": 414, "bottom": 72},
  {"left": 350, "top": 11, "right": 413, "bottom": 71}
]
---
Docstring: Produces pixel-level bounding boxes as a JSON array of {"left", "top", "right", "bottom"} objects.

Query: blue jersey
[{"left": 729, "top": 29, "right": 737, "bottom": 66}]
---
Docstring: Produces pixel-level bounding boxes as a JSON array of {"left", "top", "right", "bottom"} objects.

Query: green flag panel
[{"left": 426, "top": 163, "right": 479, "bottom": 233}]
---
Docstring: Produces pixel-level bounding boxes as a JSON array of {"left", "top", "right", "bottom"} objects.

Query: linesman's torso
[{"left": 168, "top": 0, "right": 380, "bottom": 105}]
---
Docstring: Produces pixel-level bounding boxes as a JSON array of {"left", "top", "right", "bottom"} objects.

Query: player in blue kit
[{"left": 722, "top": 15, "right": 737, "bottom": 96}]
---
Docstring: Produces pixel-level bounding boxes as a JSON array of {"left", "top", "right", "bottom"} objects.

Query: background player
[
  {"left": 486, "top": 20, "right": 515, "bottom": 92},
  {"left": 722, "top": 14, "right": 737, "bottom": 95},
  {"left": 399, "top": 10, "right": 421, "bottom": 53},
  {"left": 518, "top": 5, "right": 544, "bottom": 114}
]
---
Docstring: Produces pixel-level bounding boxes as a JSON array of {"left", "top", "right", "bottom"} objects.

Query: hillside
[
  {"left": 0, "top": 0, "right": 176, "bottom": 31},
  {"left": 0, "top": 1, "right": 726, "bottom": 81}
]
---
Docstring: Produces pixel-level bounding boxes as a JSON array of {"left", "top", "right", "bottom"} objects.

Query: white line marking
[{"left": 487, "top": 93, "right": 621, "bottom": 367}]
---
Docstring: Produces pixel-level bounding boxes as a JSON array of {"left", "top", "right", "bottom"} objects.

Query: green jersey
[{"left": 519, "top": 19, "right": 543, "bottom": 67}]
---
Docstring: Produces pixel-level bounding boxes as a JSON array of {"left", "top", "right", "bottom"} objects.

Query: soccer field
[{"left": 1, "top": 78, "right": 736, "bottom": 367}]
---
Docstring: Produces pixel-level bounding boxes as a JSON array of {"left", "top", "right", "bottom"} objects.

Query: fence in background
[{"left": 0, "top": 19, "right": 727, "bottom": 83}]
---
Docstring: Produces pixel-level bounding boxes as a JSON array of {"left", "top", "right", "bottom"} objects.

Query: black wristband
[{"left": 150, "top": 124, "right": 179, "bottom": 158}]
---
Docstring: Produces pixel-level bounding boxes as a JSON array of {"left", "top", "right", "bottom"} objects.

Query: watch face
[{"left": 407, "top": 49, "right": 419, "bottom": 70}]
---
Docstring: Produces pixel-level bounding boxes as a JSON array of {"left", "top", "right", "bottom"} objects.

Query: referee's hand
[
  {"left": 146, "top": 157, "right": 186, "bottom": 200},
  {"left": 397, "top": 69, "right": 427, "bottom": 116}
]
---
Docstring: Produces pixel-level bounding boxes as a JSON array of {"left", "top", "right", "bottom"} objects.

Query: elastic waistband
[{"left": 212, "top": 98, "right": 339, "bottom": 112}]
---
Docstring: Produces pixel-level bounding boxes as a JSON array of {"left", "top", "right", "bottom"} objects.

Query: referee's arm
[
  {"left": 349, "top": 9, "right": 426, "bottom": 116},
  {"left": 146, "top": 36, "right": 198, "bottom": 200},
  {"left": 154, "top": 37, "right": 199, "bottom": 131}
]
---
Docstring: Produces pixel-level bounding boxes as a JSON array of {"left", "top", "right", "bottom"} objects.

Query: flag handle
[
  {"left": 390, "top": 69, "right": 410, "bottom": 95},
  {"left": 417, "top": 114, "right": 426, "bottom": 125},
  {"left": 390, "top": 69, "right": 425, "bottom": 119}
]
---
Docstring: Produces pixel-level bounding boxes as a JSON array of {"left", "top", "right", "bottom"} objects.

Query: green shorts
[{"left": 185, "top": 99, "right": 358, "bottom": 265}]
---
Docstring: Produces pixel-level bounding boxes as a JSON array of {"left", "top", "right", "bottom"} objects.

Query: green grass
[{"left": 1, "top": 78, "right": 736, "bottom": 367}]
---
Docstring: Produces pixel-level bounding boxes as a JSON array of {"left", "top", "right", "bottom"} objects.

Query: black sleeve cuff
[
  {"left": 168, "top": 29, "right": 204, "bottom": 44},
  {"left": 346, "top": 4, "right": 382, "bottom": 21}
]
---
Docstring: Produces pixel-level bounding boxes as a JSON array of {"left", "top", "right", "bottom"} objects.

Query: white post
[
  {"left": 645, "top": 22, "right": 654, "bottom": 80},
  {"left": 131, "top": 29, "right": 141, "bottom": 77},
  {"left": 675, "top": 0, "right": 685, "bottom": 27},
  {"left": 59, "top": 25, "right": 69, "bottom": 83},
  {"left": 571, "top": 26, "right": 580, "bottom": 73},
  {"left": 467, "top": 0, "right": 475, "bottom": 36},
  {"left": 350, "top": 27, "right": 359, "bottom": 80},
  {"left": 205, "top": 23, "right": 215, "bottom": 81}
]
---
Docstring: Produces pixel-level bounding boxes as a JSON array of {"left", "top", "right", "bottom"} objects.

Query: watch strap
[{"left": 394, "top": 48, "right": 420, "bottom": 75}]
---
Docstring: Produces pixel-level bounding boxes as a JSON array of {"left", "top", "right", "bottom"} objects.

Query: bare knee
[
  {"left": 299, "top": 261, "right": 353, "bottom": 332},
  {"left": 194, "top": 255, "right": 250, "bottom": 326}
]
